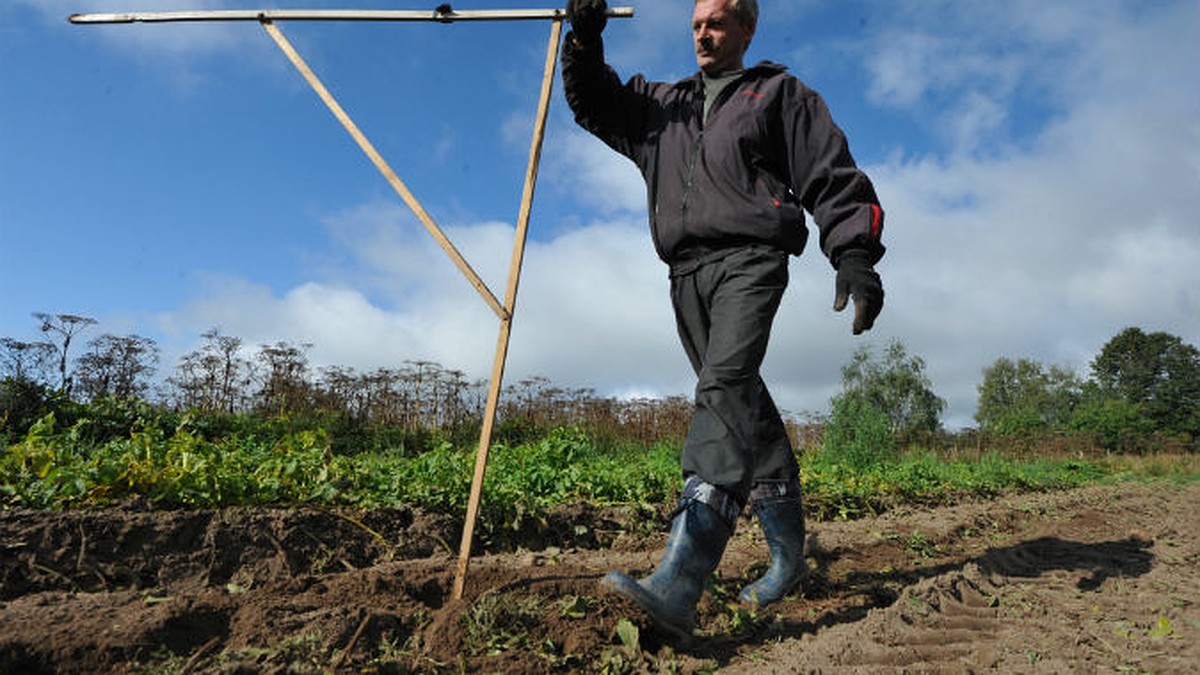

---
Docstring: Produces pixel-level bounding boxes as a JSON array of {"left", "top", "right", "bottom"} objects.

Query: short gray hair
[
  {"left": 697, "top": 0, "right": 758, "bottom": 28},
  {"left": 729, "top": 0, "right": 758, "bottom": 28}
]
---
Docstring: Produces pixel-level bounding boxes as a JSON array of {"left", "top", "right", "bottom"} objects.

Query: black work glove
[
  {"left": 833, "top": 250, "right": 884, "bottom": 335},
  {"left": 566, "top": 0, "right": 607, "bottom": 46}
]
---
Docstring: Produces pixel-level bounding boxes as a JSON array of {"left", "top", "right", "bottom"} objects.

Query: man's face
[{"left": 692, "top": 0, "right": 754, "bottom": 75}]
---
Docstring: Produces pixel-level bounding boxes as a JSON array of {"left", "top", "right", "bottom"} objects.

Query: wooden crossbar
[{"left": 69, "top": 7, "right": 634, "bottom": 24}]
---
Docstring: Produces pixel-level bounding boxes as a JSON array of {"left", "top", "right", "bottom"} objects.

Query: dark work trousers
[{"left": 670, "top": 245, "right": 799, "bottom": 502}]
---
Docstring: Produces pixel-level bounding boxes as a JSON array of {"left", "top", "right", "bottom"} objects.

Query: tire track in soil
[{"left": 718, "top": 483, "right": 1197, "bottom": 674}]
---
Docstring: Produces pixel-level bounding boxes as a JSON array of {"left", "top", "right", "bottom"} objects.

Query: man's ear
[{"left": 743, "top": 20, "right": 757, "bottom": 52}]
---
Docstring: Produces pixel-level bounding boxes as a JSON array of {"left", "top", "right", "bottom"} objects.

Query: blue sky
[{"left": 2, "top": 0, "right": 1198, "bottom": 428}]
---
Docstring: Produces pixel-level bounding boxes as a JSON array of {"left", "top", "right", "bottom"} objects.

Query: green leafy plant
[
  {"left": 3, "top": 405, "right": 1195, "bottom": 530},
  {"left": 1149, "top": 616, "right": 1175, "bottom": 639}
]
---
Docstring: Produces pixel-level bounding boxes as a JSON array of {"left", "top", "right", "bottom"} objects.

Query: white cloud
[
  {"left": 852, "top": 1, "right": 1200, "bottom": 425},
  {"left": 945, "top": 92, "right": 1009, "bottom": 155},
  {"left": 159, "top": 203, "right": 683, "bottom": 399},
  {"left": 510, "top": 218, "right": 682, "bottom": 389},
  {"left": 548, "top": 131, "right": 646, "bottom": 215},
  {"left": 864, "top": 33, "right": 952, "bottom": 108}
]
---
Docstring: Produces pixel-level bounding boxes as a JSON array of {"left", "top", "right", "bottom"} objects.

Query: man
[{"left": 562, "top": 0, "right": 885, "bottom": 639}]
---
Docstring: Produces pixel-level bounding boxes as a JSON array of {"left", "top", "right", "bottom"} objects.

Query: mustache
[{"left": 699, "top": 36, "right": 715, "bottom": 52}]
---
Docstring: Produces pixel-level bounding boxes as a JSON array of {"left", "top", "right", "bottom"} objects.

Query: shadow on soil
[{"left": 675, "top": 535, "right": 1155, "bottom": 665}]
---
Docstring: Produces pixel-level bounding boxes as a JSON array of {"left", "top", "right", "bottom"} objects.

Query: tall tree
[
  {"left": 167, "top": 329, "right": 252, "bottom": 413},
  {"left": 1090, "top": 327, "right": 1200, "bottom": 437},
  {"left": 74, "top": 334, "right": 159, "bottom": 401},
  {"left": 32, "top": 312, "right": 97, "bottom": 396},
  {"left": 835, "top": 340, "right": 945, "bottom": 440},
  {"left": 255, "top": 341, "right": 313, "bottom": 415},
  {"left": 0, "top": 338, "right": 56, "bottom": 383},
  {"left": 975, "top": 357, "right": 1082, "bottom": 434}
]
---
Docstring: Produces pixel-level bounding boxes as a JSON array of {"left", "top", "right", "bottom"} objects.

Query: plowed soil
[{"left": 2, "top": 482, "right": 1197, "bottom": 673}]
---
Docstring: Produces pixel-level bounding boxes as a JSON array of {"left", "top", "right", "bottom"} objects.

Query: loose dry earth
[{"left": 1, "top": 482, "right": 1196, "bottom": 673}]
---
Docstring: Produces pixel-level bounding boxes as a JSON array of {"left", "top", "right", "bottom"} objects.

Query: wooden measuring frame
[{"left": 71, "top": 6, "right": 634, "bottom": 600}]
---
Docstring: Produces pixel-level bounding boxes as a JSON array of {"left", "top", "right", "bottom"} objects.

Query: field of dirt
[{"left": 1, "top": 481, "right": 1197, "bottom": 673}]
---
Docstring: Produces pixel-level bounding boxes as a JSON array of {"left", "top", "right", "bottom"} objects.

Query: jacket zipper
[
  {"left": 679, "top": 74, "right": 749, "bottom": 226},
  {"left": 680, "top": 131, "right": 704, "bottom": 225}
]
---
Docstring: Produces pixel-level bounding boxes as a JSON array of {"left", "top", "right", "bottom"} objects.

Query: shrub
[
  {"left": 1069, "top": 397, "right": 1155, "bottom": 452},
  {"left": 820, "top": 394, "right": 897, "bottom": 471},
  {"left": 0, "top": 377, "right": 58, "bottom": 443}
]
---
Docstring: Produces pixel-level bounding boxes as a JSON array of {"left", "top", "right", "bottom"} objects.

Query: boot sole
[
  {"left": 738, "top": 570, "right": 808, "bottom": 608},
  {"left": 600, "top": 573, "right": 696, "bottom": 642}
]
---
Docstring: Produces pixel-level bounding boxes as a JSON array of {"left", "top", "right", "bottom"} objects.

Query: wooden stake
[{"left": 452, "top": 17, "right": 562, "bottom": 601}]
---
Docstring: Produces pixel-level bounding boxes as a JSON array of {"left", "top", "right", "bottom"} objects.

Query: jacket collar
[{"left": 684, "top": 60, "right": 788, "bottom": 88}]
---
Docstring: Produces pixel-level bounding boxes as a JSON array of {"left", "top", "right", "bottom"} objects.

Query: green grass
[
  {"left": 801, "top": 450, "right": 1103, "bottom": 520},
  {"left": 3, "top": 413, "right": 1196, "bottom": 535}
]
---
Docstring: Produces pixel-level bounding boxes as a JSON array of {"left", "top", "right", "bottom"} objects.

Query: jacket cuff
[
  {"left": 832, "top": 244, "right": 884, "bottom": 269},
  {"left": 565, "top": 30, "right": 604, "bottom": 53}
]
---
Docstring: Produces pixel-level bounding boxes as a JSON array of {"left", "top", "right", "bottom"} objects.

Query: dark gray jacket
[{"left": 561, "top": 36, "right": 885, "bottom": 270}]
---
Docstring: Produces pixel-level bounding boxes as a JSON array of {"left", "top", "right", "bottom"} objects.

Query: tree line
[
  {"left": 821, "top": 330, "right": 1199, "bottom": 460},
  {"left": 2, "top": 313, "right": 1197, "bottom": 453},
  {"left": 0, "top": 314, "right": 695, "bottom": 450},
  {"left": 975, "top": 327, "right": 1200, "bottom": 450}
]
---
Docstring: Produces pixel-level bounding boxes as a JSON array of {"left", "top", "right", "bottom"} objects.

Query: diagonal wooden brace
[{"left": 261, "top": 19, "right": 508, "bottom": 319}]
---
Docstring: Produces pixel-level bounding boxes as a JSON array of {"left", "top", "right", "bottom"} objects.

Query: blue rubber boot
[
  {"left": 601, "top": 479, "right": 738, "bottom": 639},
  {"left": 740, "top": 482, "right": 807, "bottom": 608}
]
